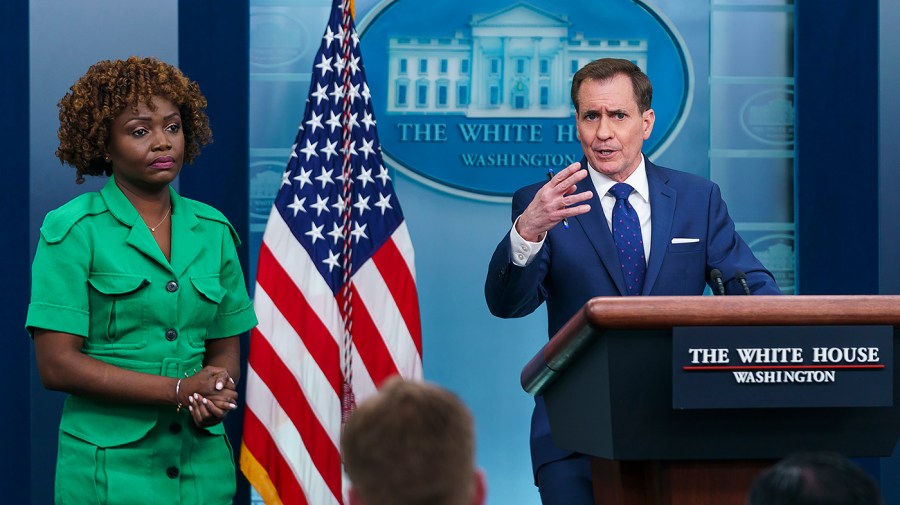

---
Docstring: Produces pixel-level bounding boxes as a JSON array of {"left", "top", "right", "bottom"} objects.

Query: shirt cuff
[
  {"left": 509, "top": 216, "right": 545, "bottom": 267},
  {"left": 209, "top": 302, "right": 259, "bottom": 339}
]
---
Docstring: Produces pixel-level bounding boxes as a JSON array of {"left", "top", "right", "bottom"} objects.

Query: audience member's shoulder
[{"left": 39, "top": 192, "right": 106, "bottom": 243}]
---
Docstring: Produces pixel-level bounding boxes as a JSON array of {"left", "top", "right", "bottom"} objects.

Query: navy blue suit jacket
[{"left": 485, "top": 158, "right": 780, "bottom": 477}]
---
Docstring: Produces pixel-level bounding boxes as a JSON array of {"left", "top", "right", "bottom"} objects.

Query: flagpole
[{"left": 338, "top": 0, "right": 357, "bottom": 423}]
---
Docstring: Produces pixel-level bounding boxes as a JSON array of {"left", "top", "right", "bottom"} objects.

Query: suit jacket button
[
  {"left": 166, "top": 466, "right": 179, "bottom": 479},
  {"left": 165, "top": 329, "right": 178, "bottom": 341},
  {"left": 169, "top": 422, "right": 182, "bottom": 434},
  {"left": 166, "top": 280, "right": 179, "bottom": 292}
]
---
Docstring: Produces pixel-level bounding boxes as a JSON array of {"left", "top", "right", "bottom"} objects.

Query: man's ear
[
  {"left": 641, "top": 108, "right": 655, "bottom": 140},
  {"left": 472, "top": 469, "right": 487, "bottom": 505}
]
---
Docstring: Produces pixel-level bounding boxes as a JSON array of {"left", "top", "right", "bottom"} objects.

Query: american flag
[{"left": 239, "top": 0, "right": 423, "bottom": 503}]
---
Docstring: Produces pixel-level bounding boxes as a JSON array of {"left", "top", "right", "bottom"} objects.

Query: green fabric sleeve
[
  {"left": 26, "top": 222, "right": 91, "bottom": 337},
  {"left": 207, "top": 224, "right": 257, "bottom": 339}
]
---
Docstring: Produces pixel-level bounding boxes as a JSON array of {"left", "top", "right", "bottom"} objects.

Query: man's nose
[{"left": 595, "top": 118, "right": 613, "bottom": 140}]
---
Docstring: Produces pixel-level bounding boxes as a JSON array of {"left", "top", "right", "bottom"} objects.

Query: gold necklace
[{"left": 148, "top": 206, "right": 172, "bottom": 232}]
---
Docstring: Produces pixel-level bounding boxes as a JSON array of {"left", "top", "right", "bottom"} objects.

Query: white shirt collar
[{"left": 587, "top": 155, "right": 649, "bottom": 204}]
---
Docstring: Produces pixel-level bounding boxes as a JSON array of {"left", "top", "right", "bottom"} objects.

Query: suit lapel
[
  {"left": 571, "top": 160, "right": 629, "bottom": 296},
  {"left": 642, "top": 161, "right": 675, "bottom": 295}
]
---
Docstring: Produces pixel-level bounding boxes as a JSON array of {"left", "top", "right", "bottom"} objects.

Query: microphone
[
  {"left": 735, "top": 270, "right": 751, "bottom": 295},
  {"left": 710, "top": 268, "right": 726, "bottom": 296}
]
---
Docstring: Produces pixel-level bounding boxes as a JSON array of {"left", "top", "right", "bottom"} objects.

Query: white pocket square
[{"left": 671, "top": 237, "right": 700, "bottom": 244}]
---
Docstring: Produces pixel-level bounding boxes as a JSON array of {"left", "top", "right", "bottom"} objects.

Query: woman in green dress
[{"left": 26, "top": 56, "right": 258, "bottom": 504}]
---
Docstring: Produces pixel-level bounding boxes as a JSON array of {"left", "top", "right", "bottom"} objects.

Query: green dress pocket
[{"left": 87, "top": 273, "right": 150, "bottom": 343}]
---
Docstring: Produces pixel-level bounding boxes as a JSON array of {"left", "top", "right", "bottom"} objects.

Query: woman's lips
[{"left": 150, "top": 156, "right": 176, "bottom": 169}]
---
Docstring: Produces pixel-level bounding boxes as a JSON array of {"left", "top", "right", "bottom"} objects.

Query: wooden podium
[{"left": 520, "top": 295, "right": 900, "bottom": 505}]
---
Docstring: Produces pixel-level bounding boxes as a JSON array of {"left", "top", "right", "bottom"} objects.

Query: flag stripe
[
  {"left": 336, "top": 285, "right": 399, "bottom": 387},
  {"left": 241, "top": 409, "right": 308, "bottom": 505},
  {"left": 252, "top": 287, "right": 341, "bottom": 447},
  {"left": 257, "top": 241, "right": 342, "bottom": 395},
  {"left": 246, "top": 366, "right": 341, "bottom": 505},
  {"left": 355, "top": 250, "right": 422, "bottom": 376},
  {"left": 391, "top": 221, "right": 417, "bottom": 279},
  {"left": 263, "top": 206, "right": 344, "bottom": 343},
  {"left": 239, "top": 442, "right": 286, "bottom": 505},
  {"left": 247, "top": 329, "right": 343, "bottom": 502},
  {"left": 371, "top": 236, "right": 423, "bottom": 354},
  {"left": 348, "top": 343, "right": 378, "bottom": 404}
]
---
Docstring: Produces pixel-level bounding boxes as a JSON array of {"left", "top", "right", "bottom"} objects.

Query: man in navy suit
[{"left": 484, "top": 58, "right": 780, "bottom": 504}]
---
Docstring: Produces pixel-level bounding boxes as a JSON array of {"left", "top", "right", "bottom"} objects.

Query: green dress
[{"left": 26, "top": 177, "right": 258, "bottom": 505}]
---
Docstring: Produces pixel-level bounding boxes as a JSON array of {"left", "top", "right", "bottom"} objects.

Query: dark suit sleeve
[
  {"left": 484, "top": 188, "right": 550, "bottom": 318},
  {"left": 706, "top": 183, "right": 781, "bottom": 294}
]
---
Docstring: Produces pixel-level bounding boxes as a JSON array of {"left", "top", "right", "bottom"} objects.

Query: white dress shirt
[{"left": 510, "top": 156, "right": 652, "bottom": 267}]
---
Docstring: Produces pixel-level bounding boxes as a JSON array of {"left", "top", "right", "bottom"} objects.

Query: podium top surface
[
  {"left": 577, "top": 295, "right": 900, "bottom": 328},
  {"left": 522, "top": 295, "right": 900, "bottom": 395}
]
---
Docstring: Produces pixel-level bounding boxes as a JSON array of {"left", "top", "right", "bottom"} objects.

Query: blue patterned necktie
[{"left": 609, "top": 183, "right": 646, "bottom": 296}]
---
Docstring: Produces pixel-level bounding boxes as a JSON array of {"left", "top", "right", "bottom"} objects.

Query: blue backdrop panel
[
  {"left": 880, "top": 0, "right": 900, "bottom": 298},
  {"left": 2, "top": 1, "right": 31, "bottom": 503},
  {"left": 796, "top": 0, "right": 878, "bottom": 295},
  {"left": 178, "top": 2, "right": 253, "bottom": 504},
  {"left": 796, "top": 0, "right": 895, "bottom": 495}
]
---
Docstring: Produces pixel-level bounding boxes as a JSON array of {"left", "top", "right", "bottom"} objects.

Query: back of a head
[
  {"left": 341, "top": 378, "right": 477, "bottom": 505},
  {"left": 747, "top": 452, "right": 884, "bottom": 505}
]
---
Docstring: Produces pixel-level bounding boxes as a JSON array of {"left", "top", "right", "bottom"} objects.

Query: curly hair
[{"left": 56, "top": 56, "right": 212, "bottom": 183}]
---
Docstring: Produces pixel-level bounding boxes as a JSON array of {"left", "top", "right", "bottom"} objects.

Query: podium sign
[
  {"left": 523, "top": 296, "right": 900, "bottom": 504},
  {"left": 672, "top": 325, "right": 892, "bottom": 409}
]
